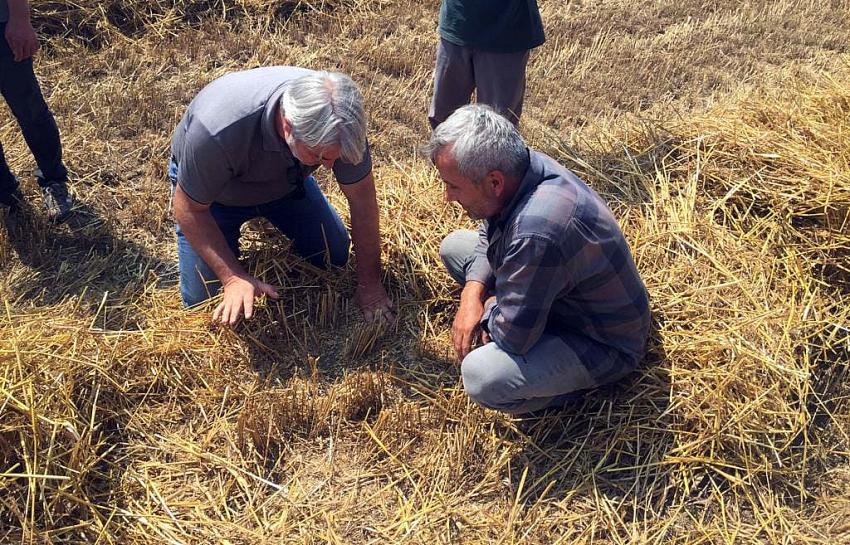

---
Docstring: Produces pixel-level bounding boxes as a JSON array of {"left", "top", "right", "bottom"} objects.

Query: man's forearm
[
  {"left": 174, "top": 191, "right": 245, "bottom": 284},
  {"left": 342, "top": 173, "right": 383, "bottom": 286},
  {"left": 349, "top": 199, "right": 382, "bottom": 286},
  {"left": 460, "top": 280, "right": 488, "bottom": 305}
]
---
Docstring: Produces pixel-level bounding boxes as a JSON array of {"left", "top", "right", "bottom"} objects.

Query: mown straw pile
[{"left": 1, "top": 0, "right": 849, "bottom": 543}]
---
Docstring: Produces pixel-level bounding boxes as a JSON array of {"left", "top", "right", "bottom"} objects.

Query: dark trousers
[
  {"left": 0, "top": 22, "right": 67, "bottom": 195},
  {"left": 428, "top": 38, "right": 530, "bottom": 129}
]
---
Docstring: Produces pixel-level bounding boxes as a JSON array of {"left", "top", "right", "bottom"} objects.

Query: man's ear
[
  {"left": 487, "top": 170, "right": 506, "bottom": 196},
  {"left": 275, "top": 110, "right": 292, "bottom": 141}
]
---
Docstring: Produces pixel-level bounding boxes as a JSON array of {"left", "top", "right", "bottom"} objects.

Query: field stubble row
[{"left": 1, "top": 0, "right": 849, "bottom": 543}]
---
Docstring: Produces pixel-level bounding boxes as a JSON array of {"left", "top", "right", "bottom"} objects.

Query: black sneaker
[{"left": 41, "top": 182, "right": 74, "bottom": 223}]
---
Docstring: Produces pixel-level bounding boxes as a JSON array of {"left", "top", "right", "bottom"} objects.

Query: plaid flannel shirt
[{"left": 467, "top": 150, "right": 650, "bottom": 361}]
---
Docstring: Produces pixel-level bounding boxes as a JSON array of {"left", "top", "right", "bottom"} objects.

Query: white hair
[
  {"left": 279, "top": 71, "right": 367, "bottom": 164},
  {"left": 425, "top": 104, "right": 528, "bottom": 182}
]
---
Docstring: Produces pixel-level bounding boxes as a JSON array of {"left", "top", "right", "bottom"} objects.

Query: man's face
[
  {"left": 435, "top": 149, "right": 499, "bottom": 220},
  {"left": 288, "top": 139, "right": 341, "bottom": 169},
  {"left": 277, "top": 111, "right": 341, "bottom": 168}
]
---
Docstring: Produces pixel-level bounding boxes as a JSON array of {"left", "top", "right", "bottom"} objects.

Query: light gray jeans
[
  {"left": 440, "top": 230, "right": 612, "bottom": 414},
  {"left": 428, "top": 39, "right": 530, "bottom": 129}
]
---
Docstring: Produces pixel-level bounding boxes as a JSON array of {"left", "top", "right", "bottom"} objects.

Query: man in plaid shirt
[{"left": 427, "top": 105, "right": 650, "bottom": 414}]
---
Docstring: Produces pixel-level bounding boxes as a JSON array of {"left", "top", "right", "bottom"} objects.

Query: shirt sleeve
[
  {"left": 465, "top": 221, "right": 495, "bottom": 289},
  {"left": 175, "top": 121, "right": 232, "bottom": 204},
  {"left": 483, "top": 234, "right": 571, "bottom": 355},
  {"left": 332, "top": 140, "right": 373, "bottom": 185}
]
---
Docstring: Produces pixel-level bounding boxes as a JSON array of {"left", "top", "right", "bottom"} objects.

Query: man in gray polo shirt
[{"left": 170, "top": 67, "right": 393, "bottom": 324}]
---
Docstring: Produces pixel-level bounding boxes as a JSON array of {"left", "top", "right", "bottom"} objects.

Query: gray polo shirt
[{"left": 171, "top": 66, "right": 372, "bottom": 207}]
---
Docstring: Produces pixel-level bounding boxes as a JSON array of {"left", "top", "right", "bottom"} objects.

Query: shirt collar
[
  {"left": 261, "top": 84, "right": 290, "bottom": 153},
  {"left": 493, "top": 148, "right": 544, "bottom": 225}
]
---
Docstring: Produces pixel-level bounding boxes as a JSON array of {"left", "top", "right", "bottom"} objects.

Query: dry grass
[{"left": 1, "top": 0, "right": 849, "bottom": 543}]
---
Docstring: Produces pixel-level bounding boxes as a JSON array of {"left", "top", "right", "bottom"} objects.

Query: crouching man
[
  {"left": 427, "top": 105, "right": 650, "bottom": 414},
  {"left": 170, "top": 67, "right": 393, "bottom": 324}
]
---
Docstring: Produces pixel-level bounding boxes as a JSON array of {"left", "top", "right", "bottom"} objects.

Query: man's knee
[
  {"left": 180, "top": 288, "right": 207, "bottom": 309},
  {"left": 179, "top": 272, "right": 219, "bottom": 308},
  {"left": 307, "top": 229, "right": 349, "bottom": 269},
  {"left": 439, "top": 229, "right": 476, "bottom": 283},
  {"left": 329, "top": 247, "right": 349, "bottom": 268},
  {"left": 324, "top": 240, "right": 350, "bottom": 269},
  {"left": 439, "top": 230, "right": 464, "bottom": 263},
  {"left": 328, "top": 225, "right": 351, "bottom": 267},
  {"left": 176, "top": 232, "right": 221, "bottom": 308},
  {"left": 460, "top": 345, "right": 515, "bottom": 410}
]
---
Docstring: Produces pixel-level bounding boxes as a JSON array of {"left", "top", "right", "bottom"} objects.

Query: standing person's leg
[
  {"left": 460, "top": 332, "right": 636, "bottom": 414},
  {"left": 0, "top": 24, "right": 71, "bottom": 220},
  {"left": 0, "top": 24, "right": 23, "bottom": 205},
  {"left": 473, "top": 49, "right": 531, "bottom": 125},
  {"left": 0, "top": 142, "right": 22, "bottom": 206},
  {"left": 428, "top": 39, "right": 476, "bottom": 129},
  {"left": 0, "top": 26, "right": 68, "bottom": 184},
  {"left": 262, "top": 176, "right": 350, "bottom": 269}
]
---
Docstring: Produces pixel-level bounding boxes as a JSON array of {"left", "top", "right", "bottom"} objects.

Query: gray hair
[
  {"left": 425, "top": 104, "right": 528, "bottom": 182},
  {"left": 280, "top": 71, "right": 367, "bottom": 164}
]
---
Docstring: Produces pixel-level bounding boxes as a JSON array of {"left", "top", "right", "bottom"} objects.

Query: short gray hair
[
  {"left": 280, "top": 71, "right": 367, "bottom": 164},
  {"left": 425, "top": 104, "right": 528, "bottom": 182}
]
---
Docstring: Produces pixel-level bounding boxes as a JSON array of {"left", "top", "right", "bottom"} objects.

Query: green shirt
[{"left": 439, "top": 0, "right": 545, "bottom": 53}]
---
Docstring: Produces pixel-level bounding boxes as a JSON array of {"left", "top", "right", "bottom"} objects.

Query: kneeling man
[
  {"left": 170, "top": 67, "right": 392, "bottom": 324},
  {"left": 427, "top": 105, "right": 650, "bottom": 414}
]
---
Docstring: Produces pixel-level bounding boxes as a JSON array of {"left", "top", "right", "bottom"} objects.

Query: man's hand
[
  {"left": 173, "top": 184, "right": 276, "bottom": 325},
  {"left": 5, "top": 16, "right": 39, "bottom": 62},
  {"left": 452, "top": 281, "right": 490, "bottom": 360},
  {"left": 212, "top": 274, "right": 279, "bottom": 325},
  {"left": 452, "top": 297, "right": 484, "bottom": 360},
  {"left": 356, "top": 281, "right": 394, "bottom": 323}
]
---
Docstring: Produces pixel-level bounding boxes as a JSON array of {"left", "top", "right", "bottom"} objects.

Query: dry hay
[
  {"left": 32, "top": 0, "right": 358, "bottom": 48},
  {"left": 2, "top": 0, "right": 850, "bottom": 543}
]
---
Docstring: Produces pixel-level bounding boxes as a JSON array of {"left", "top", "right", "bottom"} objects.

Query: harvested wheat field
[{"left": 1, "top": 0, "right": 849, "bottom": 543}]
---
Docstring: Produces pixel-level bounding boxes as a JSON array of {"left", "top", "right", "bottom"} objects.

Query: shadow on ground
[
  {"left": 504, "top": 315, "right": 673, "bottom": 519},
  {"left": 1, "top": 198, "right": 173, "bottom": 327}
]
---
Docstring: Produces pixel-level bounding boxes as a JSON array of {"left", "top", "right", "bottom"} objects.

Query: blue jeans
[
  {"left": 170, "top": 161, "right": 350, "bottom": 307},
  {"left": 0, "top": 22, "right": 68, "bottom": 194}
]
